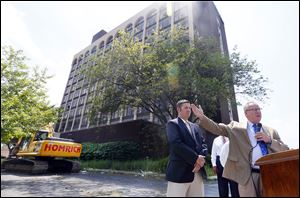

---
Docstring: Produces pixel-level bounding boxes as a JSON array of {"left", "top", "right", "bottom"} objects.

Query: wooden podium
[{"left": 256, "top": 149, "right": 299, "bottom": 197}]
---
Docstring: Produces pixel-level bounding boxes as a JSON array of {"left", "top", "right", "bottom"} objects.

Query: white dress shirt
[
  {"left": 220, "top": 141, "right": 229, "bottom": 167},
  {"left": 179, "top": 117, "right": 195, "bottom": 139},
  {"left": 247, "top": 121, "right": 264, "bottom": 169},
  {"left": 211, "top": 136, "right": 228, "bottom": 166}
]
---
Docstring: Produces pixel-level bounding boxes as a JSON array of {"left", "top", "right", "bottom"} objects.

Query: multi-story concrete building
[{"left": 55, "top": 2, "right": 238, "bottom": 135}]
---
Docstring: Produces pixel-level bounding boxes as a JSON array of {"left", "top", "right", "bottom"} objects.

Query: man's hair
[
  {"left": 176, "top": 99, "right": 190, "bottom": 109},
  {"left": 243, "top": 101, "right": 259, "bottom": 112}
]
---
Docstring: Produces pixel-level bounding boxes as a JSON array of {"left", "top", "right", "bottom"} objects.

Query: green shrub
[
  {"left": 80, "top": 156, "right": 216, "bottom": 176},
  {"left": 80, "top": 141, "right": 141, "bottom": 161}
]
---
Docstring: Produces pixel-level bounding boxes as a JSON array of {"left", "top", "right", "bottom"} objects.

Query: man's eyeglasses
[{"left": 246, "top": 108, "right": 261, "bottom": 112}]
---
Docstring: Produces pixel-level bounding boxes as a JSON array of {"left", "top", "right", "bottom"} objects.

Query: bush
[
  {"left": 80, "top": 156, "right": 168, "bottom": 173},
  {"left": 80, "top": 141, "right": 141, "bottom": 161}
]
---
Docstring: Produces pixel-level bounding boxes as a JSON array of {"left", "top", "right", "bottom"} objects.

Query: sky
[{"left": 1, "top": 1, "right": 299, "bottom": 148}]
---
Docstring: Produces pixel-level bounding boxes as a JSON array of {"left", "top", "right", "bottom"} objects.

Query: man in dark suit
[{"left": 166, "top": 99, "right": 208, "bottom": 197}]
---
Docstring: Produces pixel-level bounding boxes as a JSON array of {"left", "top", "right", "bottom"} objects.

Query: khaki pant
[
  {"left": 238, "top": 172, "right": 262, "bottom": 197},
  {"left": 167, "top": 173, "right": 204, "bottom": 197}
]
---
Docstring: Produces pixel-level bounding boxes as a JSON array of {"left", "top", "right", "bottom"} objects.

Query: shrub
[{"left": 80, "top": 141, "right": 141, "bottom": 161}]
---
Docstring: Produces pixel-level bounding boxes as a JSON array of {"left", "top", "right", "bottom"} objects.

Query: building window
[
  {"left": 62, "top": 95, "right": 68, "bottom": 103},
  {"left": 145, "top": 25, "right": 156, "bottom": 37},
  {"left": 73, "top": 118, "right": 80, "bottom": 130},
  {"left": 105, "top": 36, "right": 113, "bottom": 52},
  {"left": 59, "top": 122, "right": 66, "bottom": 132},
  {"left": 66, "top": 120, "right": 73, "bottom": 131},
  {"left": 72, "top": 98, "right": 78, "bottom": 108},
  {"left": 71, "top": 85, "right": 76, "bottom": 92},
  {"left": 65, "top": 87, "right": 71, "bottom": 94},
  {"left": 68, "top": 92, "right": 74, "bottom": 100},
  {"left": 84, "top": 104, "right": 91, "bottom": 115},
  {"left": 100, "top": 113, "right": 108, "bottom": 125},
  {"left": 78, "top": 96, "right": 85, "bottom": 106},
  {"left": 134, "top": 32, "right": 143, "bottom": 42},
  {"left": 145, "top": 10, "right": 157, "bottom": 39},
  {"left": 174, "top": 4, "right": 188, "bottom": 23},
  {"left": 115, "top": 31, "right": 121, "bottom": 41},
  {"left": 72, "top": 58, "right": 77, "bottom": 67},
  {"left": 66, "top": 102, "right": 71, "bottom": 110},
  {"left": 76, "top": 107, "right": 82, "bottom": 116},
  {"left": 82, "top": 87, "right": 88, "bottom": 95},
  {"left": 112, "top": 110, "right": 119, "bottom": 119},
  {"left": 91, "top": 46, "right": 97, "bottom": 55},
  {"left": 67, "top": 79, "right": 72, "bottom": 86},
  {"left": 125, "top": 23, "right": 133, "bottom": 34},
  {"left": 74, "top": 90, "right": 80, "bottom": 98},
  {"left": 159, "top": 17, "right": 171, "bottom": 31},
  {"left": 146, "top": 9, "right": 157, "bottom": 28},
  {"left": 126, "top": 106, "right": 133, "bottom": 116},
  {"left": 78, "top": 55, "right": 83, "bottom": 65},
  {"left": 85, "top": 50, "right": 90, "bottom": 58},
  {"left": 174, "top": 17, "right": 189, "bottom": 30},
  {"left": 69, "top": 109, "right": 75, "bottom": 118},
  {"left": 134, "top": 17, "right": 144, "bottom": 34},
  {"left": 81, "top": 117, "right": 88, "bottom": 128},
  {"left": 63, "top": 111, "right": 68, "bottom": 119},
  {"left": 98, "top": 41, "right": 105, "bottom": 56}
]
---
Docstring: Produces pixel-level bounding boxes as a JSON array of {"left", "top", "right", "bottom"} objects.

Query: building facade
[{"left": 55, "top": 1, "right": 238, "bottom": 134}]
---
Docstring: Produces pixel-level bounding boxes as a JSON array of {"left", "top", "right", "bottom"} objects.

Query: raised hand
[{"left": 191, "top": 104, "right": 204, "bottom": 119}]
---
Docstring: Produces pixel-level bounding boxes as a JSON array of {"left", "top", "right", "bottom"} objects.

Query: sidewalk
[{"left": 85, "top": 169, "right": 219, "bottom": 196}]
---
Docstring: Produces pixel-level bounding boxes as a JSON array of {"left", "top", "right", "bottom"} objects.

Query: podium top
[{"left": 256, "top": 149, "right": 299, "bottom": 166}]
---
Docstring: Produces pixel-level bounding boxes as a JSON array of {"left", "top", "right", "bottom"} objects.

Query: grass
[{"left": 80, "top": 157, "right": 215, "bottom": 176}]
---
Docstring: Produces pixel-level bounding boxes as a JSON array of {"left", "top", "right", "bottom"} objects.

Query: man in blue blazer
[{"left": 166, "top": 99, "right": 208, "bottom": 197}]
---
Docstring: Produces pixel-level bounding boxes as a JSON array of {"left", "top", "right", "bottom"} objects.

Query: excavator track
[
  {"left": 48, "top": 159, "right": 81, "bottom": 173},
  {"left": 2, "top": 158, "right": 48, "bottom": 174},
  {"left": 2, "top": 158, "right": 81, "bottom": 174}
]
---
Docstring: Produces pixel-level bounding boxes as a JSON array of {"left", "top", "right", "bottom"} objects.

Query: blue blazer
[{"left": 166, "top": 117, "right": 207, "bottom": 183}]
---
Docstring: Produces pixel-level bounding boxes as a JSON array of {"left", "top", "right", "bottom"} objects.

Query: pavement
[{"left": 1, "top": 169, "right": 219, "bottom": 197}]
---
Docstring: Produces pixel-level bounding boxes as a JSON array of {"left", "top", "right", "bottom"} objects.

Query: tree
[
  {"left": 85, "top": 28, "right": 269, "bottom": 125},
  {"left": 1, "top": 46, "right": 59, "bottom": 151}
]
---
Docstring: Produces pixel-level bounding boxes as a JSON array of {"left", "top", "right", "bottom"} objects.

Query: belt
[{"left": 251, "top": 168, "right": 260, "bottom": 173}]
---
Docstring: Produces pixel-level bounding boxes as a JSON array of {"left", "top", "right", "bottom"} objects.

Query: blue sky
[{"left": 1, "top": 1, "right": 299, "bottom": 148}]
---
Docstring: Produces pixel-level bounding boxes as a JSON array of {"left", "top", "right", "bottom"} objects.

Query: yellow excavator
[{"left": 2, "top": 124, "right": 82, "bottom": 174}]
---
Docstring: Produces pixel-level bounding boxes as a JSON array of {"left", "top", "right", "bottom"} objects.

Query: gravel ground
[{"left": 1, "top": 170, "right": 218, "bottom": 197}]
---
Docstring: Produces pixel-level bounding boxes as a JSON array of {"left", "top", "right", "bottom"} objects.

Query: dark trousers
[{"left": 216, "top": 156, "right": 240, "bottom": 197}]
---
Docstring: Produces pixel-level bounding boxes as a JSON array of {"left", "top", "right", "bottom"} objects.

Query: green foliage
[
  {"left": 80, "top": 157, "right": 215, "bottom": 176},
  {"left": 80, "top": 157, "right": 168, "bottom": 173},
  {"left": 204, "top": 163, "right": 215, "bottom": 177},
  {"left": 230, "top": 46, "right": 269, "bottom": 101},
  {"left": 80, "top": 141, "right": 141, "bottom": 161},
  {"left": 1, "top": 46, "right": 59, "bottom": 144},
  {"left": 85, "top": 28, "right": 270, "bottom": 124},
  {"left": 139, "top": 124, "right": 168, "bottom": 158}
]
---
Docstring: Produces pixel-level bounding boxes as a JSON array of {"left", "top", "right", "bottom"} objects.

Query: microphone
[
  {"left": 257, "top": 123, "right": 262, "bottom": 130},
  {"left": 256, "top": 123, "right": 263, "bottom": 142}
]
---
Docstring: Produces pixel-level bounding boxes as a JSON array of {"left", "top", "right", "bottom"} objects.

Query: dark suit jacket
[{"left": 166, "top": 117, "right": 207, "bottom": 183}]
